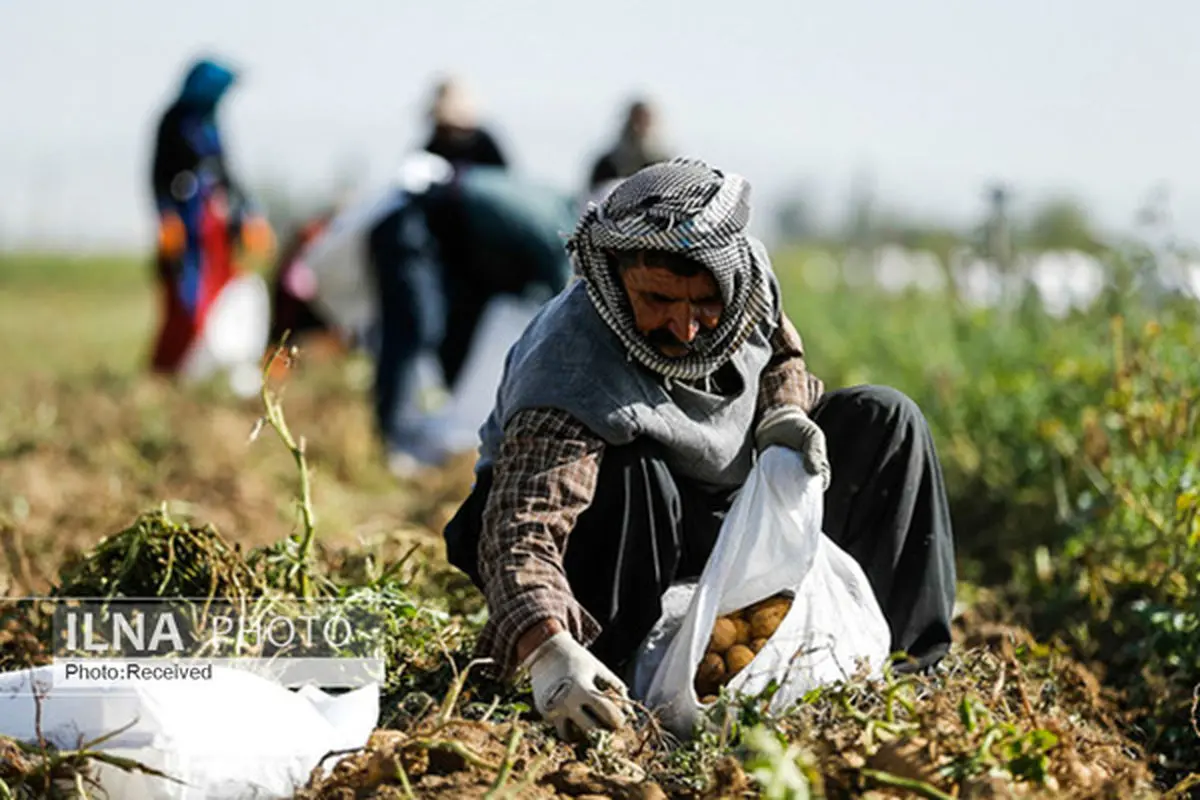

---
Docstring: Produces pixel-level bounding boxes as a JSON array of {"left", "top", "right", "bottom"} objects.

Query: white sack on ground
[{"left": 0, "top": 664, "right": 379, "bottom": 799}]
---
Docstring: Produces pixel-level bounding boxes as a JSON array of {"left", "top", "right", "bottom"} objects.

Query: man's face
[{"left": 619, "top": 257, "right": 724, "bottom": 357}]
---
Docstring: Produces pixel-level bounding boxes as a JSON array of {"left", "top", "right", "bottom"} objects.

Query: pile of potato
[{"left": 693, "top": 592, "right": 793, "bottom": 703}]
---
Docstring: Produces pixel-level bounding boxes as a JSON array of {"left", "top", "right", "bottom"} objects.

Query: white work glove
[
  {"left": 755, "top": 406, "right": 831, "bottom": 491},
  {"left": 522, "top": 631, "right": 629, "bottom": 740}
]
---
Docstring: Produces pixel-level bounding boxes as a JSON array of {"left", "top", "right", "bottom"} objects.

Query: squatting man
[{"left": 444, "top": 159, "right": 957, "bottom": 739}]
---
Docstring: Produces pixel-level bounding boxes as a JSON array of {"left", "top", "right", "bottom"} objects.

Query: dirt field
[{"left": 1, "top": 252, "right": 1195, "bottom": 798}]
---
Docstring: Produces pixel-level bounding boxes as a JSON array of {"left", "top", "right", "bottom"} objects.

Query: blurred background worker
[
  {"left": 422, "top": 76, "right": 509, "bottom": 171},
  {"left": 148, "top": 56, "right": 275, "bottom": 375},
  {"left": 586, "top": 98, "right": 672, "bottom": 194},
  {"left": 303, "top": 154, "right": 578, "bottom": 477},
  {"left": 372, "top": 160, "right": 578, "bottom": 476}
]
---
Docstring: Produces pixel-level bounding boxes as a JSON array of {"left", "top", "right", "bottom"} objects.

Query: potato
[
  {"left": 700, "top": 695, "right": 718, "bottom": 705},
  {"left": 748, "top": 593, "right": 791, "bottom": 616},
  {"left": 725, "top": 644, "right": 755, "bottom": 677},
  {"left": 700, "top": 596, "right": 791, "bottom": 690},
  {"left": 694, "top": 652, "right": 726, "bottom": 695},
  {"left": 731, "top": 617, "right": 752, "bottom": 645},
  {"left": 707, "top": 617, "right": 737, "bottom": 653},
  {"left": 749, "top": 605, "right": 789, "bottom": 640}
]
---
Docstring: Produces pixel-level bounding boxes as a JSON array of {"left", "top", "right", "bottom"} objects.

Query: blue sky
[{"left": 1, "top": 0, "right": 1197, "bottom": 250}]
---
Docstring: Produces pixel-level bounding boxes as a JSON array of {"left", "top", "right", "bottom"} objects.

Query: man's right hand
[{"left": 521, "top": 630, "right": 629, "bottom": 740}]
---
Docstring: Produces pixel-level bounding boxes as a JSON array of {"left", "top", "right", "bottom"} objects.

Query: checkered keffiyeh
[{"left": 566, "top": 158, "right": 775, "bottom": 381}]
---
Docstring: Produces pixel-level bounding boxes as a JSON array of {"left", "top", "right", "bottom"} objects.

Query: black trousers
[
  {"left": 367, "top": 204, "right": 497, "bottom": 454},
  {"left": 444, "top": 385, "right": 957, "bottom": 674}
]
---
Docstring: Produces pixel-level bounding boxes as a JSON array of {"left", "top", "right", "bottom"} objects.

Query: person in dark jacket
[
  {"left": 149, "top": 56, "right": 273, "bottom": 373},
  {"left": 366, "top": 160, "right": 577, "bottom": 476},
  {"left": 422, "top": 77, "right": 508, "bottom": 170},
  {"left": 587, "top": 98, "right": 671, "bottom": 193}
]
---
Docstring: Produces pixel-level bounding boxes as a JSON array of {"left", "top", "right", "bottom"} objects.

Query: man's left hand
[
  {"left": 755, "top": 406, "right": 831, "bottom": 490},
  {"left": 522, "top": 631, "right": 629, "bottom": 741}
]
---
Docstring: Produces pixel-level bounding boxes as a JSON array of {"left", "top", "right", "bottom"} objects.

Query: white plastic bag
[
  {"left": 0, "top": 664, "right": 379, "bottom": 799},
  {"left": 178, "top": 272, "right": 272, "bottom": 398},
  {"left": 302, "top": 186, "right": 403, "bottom": 338},
  {"left": 303, "top": 153, "right": 454, "bottom": 340},
  {"left": 629, "top": 581, "right": 697, "bottom": 699},
  {"left": 417, "top": 293, "right": 542, "bottom": 455},
  {"left": 640, "top": 448, "right": 891, "bottom": 739}
]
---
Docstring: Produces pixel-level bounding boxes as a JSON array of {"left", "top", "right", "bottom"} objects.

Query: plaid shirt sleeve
[
  {"left": 474, "top": 407, "right": 606, "bottom": 679},
  {"left": 757, "top": 311, "right": 824, "bottom": 419}
]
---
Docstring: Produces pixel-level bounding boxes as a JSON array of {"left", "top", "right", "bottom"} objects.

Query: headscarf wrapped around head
[
  {"left": 178, "top": 58, "right": 237, "bottom": 111},
  {"left": 566, "top": 157, "right": 775, "bottom": 381}
]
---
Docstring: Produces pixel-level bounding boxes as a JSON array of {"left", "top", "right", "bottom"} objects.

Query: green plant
[
  {"left": 249, "top": 338, "right": 324, "bottom": 599},
  {"left": 743, "top": 725, "right": 820, "bottom": 799},
  {"left": 1017, "top": 314, "right": 1200, "bottom": 779}
]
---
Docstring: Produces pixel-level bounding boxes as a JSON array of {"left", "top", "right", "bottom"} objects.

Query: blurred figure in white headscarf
[
  {"left": 423, "top": 76, "right": 508, "bottom": 170},
  {"left": 587, "top": 98, "right": 671, "bottom": 193}
]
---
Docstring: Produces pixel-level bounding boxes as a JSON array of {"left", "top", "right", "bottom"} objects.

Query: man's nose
[{"left": 667, "top": 305, "right": 701, "bottom": 342}]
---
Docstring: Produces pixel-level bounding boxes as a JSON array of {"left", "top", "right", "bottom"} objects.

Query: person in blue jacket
[
  {"left": 367, "top": 161, "right": 577, "bottom": 476},
  {"left": 149, "top": 56, "right": 273, "bottom": 373}
]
